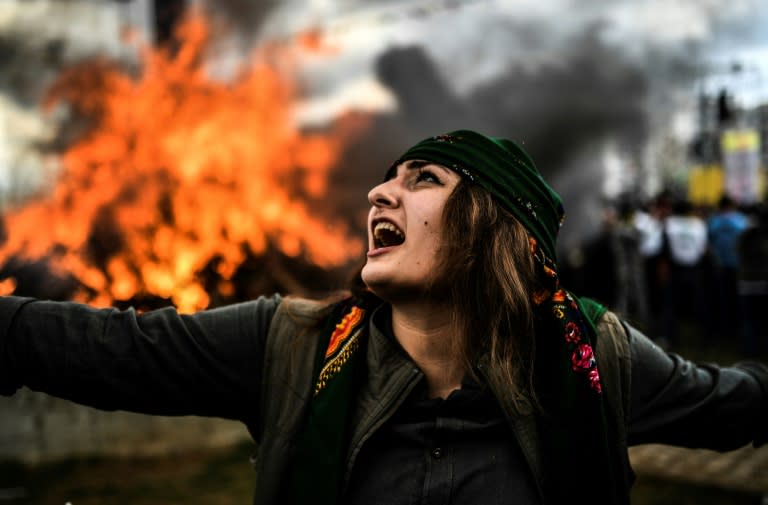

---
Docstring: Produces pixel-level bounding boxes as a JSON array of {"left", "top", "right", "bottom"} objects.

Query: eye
[{"left": 416, "top": 169, "right": 441, "bottom": 184}]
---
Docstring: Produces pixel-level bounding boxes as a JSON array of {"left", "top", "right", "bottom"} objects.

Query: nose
[{"left": 367, "top": 179, "right": 399, "bottom": 208}]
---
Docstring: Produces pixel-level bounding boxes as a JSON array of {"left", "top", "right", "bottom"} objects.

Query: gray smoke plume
[
  {"left": 328, "top": 27, "right": 652, "bottom": 257},
  {"left": 201, "top": 0, "right": 279, "bottom": 43}
]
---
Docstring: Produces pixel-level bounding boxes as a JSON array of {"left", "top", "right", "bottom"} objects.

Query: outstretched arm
[
  {"left": 627, "top": 324, "right": 768, "bottom": 450},
  {"left": 0, "top": 294, "right": 281, "bottom": 421}
]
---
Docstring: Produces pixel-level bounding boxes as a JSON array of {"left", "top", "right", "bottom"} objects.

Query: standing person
[
  {"left": 659, "top": 197, "right": 709, "bottom": 347},
  {"left": 634, "top": 192, "right": 671, "bottom": 337},
  {"left": 610, "top": 199, "right": 650, "bottom": 329},
  {"left": 708, "top": 195, "right": 749, "bottom": 341},
  {"left": 1, "top": 130, "right": 766, "bottom": 505}
]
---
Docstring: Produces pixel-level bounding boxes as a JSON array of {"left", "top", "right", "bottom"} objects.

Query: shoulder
[
  {"left": 268, "top": 292, "right": 351, "bottom": 335},
  {"left": 594, "top": 310, "right": 631, "bottom": 360},
  {"left": 594, "top": 310, "right": 633, "bottom": 426}
]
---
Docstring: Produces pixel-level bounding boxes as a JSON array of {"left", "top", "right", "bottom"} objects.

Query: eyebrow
[{"left": 385, "top": 159, "right": 451, "bottom": 180}]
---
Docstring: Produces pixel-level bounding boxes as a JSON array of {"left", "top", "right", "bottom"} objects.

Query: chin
[
  {"left": 361, "top": 274, "right": 429, "bottom": 305},
  {"left": 361, "top": 261, "right": 394, "bottom": 283},
  {"left": 359, "top": 269, "right": 390, "bottom": 297},
  {"left": 359, "top": 263, "right": 375, "bottom": 286}
]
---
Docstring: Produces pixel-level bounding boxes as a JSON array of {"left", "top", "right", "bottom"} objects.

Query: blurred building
[{"left": 688, "top": 76, "right": 768, "bottom": 207}]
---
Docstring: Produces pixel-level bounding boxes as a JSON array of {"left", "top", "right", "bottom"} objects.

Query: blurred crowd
[{"left": 563, "top": 191, "right": 768, "bottom": 358}]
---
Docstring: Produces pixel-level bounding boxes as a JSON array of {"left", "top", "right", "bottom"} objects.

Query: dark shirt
[{"left": 344, "top": 377, "right": 538, "bottom": 505}]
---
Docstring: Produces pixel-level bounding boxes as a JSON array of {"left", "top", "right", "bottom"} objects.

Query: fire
[{"left": 0, "top": 10, "right": 366, "bottom": 312}]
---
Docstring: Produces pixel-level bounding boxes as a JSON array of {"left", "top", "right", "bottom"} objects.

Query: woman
[{"left": 1, "top": 130, "right": 766, "bottom": 504}]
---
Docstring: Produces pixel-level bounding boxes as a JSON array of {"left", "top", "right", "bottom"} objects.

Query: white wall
[{"left": 0, "top": 388, "right": 250, "bottom": 463}]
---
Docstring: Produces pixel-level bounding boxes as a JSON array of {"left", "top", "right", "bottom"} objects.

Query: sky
[
  {"left": 255, "top": 0, "right": 768, "bottom": 115},
  {"left": 233, "top": 0, "right": 768, "bottom": 182}
]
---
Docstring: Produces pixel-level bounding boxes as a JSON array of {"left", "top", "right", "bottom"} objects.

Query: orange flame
[{"left": 0, "top": 11, "right": 367, "bottom": 312}]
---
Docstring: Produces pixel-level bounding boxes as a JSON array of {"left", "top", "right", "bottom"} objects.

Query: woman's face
[{"left": 361, "top": 160, "right": 462, "bottom": 300}]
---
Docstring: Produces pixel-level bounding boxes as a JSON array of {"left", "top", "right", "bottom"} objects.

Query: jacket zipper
[{"left": 340, "top": 365, "right": 423, "bottom": 496}]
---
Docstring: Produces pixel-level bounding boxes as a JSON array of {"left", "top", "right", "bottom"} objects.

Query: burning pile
[{"left": 0, "top": 11, "right": 366, "bottom": 312}]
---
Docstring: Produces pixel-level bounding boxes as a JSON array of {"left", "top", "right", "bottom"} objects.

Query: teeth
[
  {"left": 374, "top": 221, "right": 404, "bottom": 238},
  {"left": 373, "top": 221, "right": 405, "bottom": 247}
]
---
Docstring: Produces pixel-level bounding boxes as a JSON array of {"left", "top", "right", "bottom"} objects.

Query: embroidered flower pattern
[
  {"left": 548, "top": 289, "right": 603, "bottom": 394},
  {"left": 528, "top": 234, "right": 604, "bottom": 395},
  {"left": 588, "top": 368, "right": 603, "bottom": 394},
  {"left": 571, "top": 343, "right": 596, "bottom": 371},
  {"left": 564, "top": 322, "right": 581, "bottom": 343},
  {"left": 555, "top": 291, "right": 602, "bottom": 394}
]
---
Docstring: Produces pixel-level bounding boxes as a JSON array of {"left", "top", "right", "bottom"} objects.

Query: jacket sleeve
[
  {"left": 0, "top": 294, "right": 281, "bottom": 421},
  {"left": 626, "top": 324, "right": 768, "bottom": 450}
]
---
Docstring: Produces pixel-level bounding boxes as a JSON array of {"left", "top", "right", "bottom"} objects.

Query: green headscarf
[{"left": 394, "top": 129, "right": 564, "bottom": 263}]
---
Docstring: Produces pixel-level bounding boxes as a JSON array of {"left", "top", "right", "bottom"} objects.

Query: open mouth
[{"left": 373, "top": 221, "right": 405, "bottom": 248}]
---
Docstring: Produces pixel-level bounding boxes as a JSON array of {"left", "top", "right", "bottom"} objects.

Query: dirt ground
[{"left": 0, "top": 441, "right": 764, "bottom": 505}]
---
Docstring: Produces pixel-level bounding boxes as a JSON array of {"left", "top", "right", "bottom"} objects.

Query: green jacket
[{"left": 251, "top": 297, "right": 632, "bottom": 505}]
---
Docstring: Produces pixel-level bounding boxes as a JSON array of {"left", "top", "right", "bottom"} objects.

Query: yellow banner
[
  {"left": 721, "top": 129, "right": 760, "bottom": 152},
  {"left": 688, "top": 164, "right": 724, "bottom": 206}
]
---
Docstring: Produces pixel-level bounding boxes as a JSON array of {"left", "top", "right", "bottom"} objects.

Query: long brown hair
[{"left": 432, "top": 179, "right": 540, "bottom": 412}]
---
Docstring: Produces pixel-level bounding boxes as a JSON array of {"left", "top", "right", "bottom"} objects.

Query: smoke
[
  {"left": 0, "top": 31, "right": 67, "bottom": 107},
  {"left": 301, "top": 0, "right": 765, "bottom": 252},
  {"left": 200, "top": 0, "right": 279, "bottom": 46},
  {"left": 327, "top": 27, "right": 651, "bottom": 254}
]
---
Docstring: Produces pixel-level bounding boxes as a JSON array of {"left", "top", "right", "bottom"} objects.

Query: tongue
[{"left": 379, "top": 228, "right": 405, "bottom": 247}]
